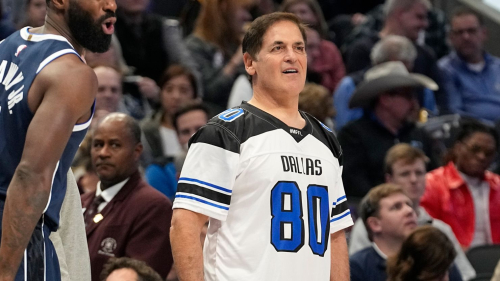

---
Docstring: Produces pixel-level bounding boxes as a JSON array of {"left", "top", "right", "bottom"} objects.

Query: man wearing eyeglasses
[
  {"left": 438, "top": 6, "right": 500, "bottom": 123},
  {"left": 421, "top": 121, "right": 500, "bottom": 250}
]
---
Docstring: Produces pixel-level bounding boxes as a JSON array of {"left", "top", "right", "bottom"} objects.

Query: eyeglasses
[{"left": 461, "top": 142, "right": 496, "bottom": 158}]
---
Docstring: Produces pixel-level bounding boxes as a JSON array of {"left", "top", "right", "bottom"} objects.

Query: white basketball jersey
[{"left": 173, "top": 102, "right": 353, "bottom": 281}]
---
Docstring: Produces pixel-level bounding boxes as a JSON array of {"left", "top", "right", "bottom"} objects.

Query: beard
[{"left": 66, "top": 0, "right": 114, "bottom": 53}]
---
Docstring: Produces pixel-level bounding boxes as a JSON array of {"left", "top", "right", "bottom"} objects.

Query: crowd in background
[{"left": 2, "top": 0, "right": 500, "bottom": 280}]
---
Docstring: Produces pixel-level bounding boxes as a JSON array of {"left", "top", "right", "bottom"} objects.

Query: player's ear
[
  {"left": 367, "top": 216, "right": 382, "bottom": 234},
  {"left": 243, "top": 52, "right": 256, "bottom": 76},
  {"left": 48, "top": 0, "right": 64, "bottom": 10}
]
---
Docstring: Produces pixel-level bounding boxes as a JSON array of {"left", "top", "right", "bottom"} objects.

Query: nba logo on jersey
[{"left": 15, "top": 45, "right": 27, "bottom": 57}]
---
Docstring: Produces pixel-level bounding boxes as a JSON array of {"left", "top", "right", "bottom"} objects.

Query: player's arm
[
  {"left": 170, "top": 208, "right": 208, "bottom": 281},
  {"left": 330, "top": 230, "right": 349, "bottom": 281},
  {"left": 0, "top": 56, "right": 96, "bottom": 280}
]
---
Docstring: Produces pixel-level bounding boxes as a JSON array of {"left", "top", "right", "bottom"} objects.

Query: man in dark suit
[{"left": 82, "top": 113, "right": 173, "bottom": 281}]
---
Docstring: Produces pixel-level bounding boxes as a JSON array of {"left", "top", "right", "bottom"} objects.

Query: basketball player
[
  {"left": 0, "top": 0, "right": 116, "bottom": 279},
  {"left": 170, "top": 12, "right": 353, "bottom": 281}
]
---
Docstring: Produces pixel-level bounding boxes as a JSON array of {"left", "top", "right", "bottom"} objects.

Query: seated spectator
[
  {"left": 145, "top": 101, "right": 210, "bottom": 200},
  {"left": 334, "top": 35, "right": 437, "bottom": 131},
  {"left": 344, "top": 0, "right": 447, "bottom": 110},
  {"left": 185, "top": 0, "right": 252, "bottom": 112},
  {"left": 82, "top": 113, "right": 173, "bottom": 280},
  {"left": 350, "top": 183, "right": 462, "bottom": 281},
  {"left": 386, "top": 225, "right": 457, "bottom": 281},
  {"left": 93, "top": 66, "right": 129, "bottom": 114},
  {"left": 114, "top": 0, "right": 197, "bottom": 84},
  {"left": 343, "top": 1, "right": 449, "bottom": 60},
  {"left": 338, "top": 61, "right": 439, "bottom": 198},
  {"left": 280, "top": 0, "right": 345, "bottom": 92},
  {"left": 298, "top": 82, "right": 335, "bottom": 128},
  {"left": 0, "top": 0, "right": 15, "bottom": 40},
  {"left": 421, "top": 120, "right": 500, "bottom": 250},
  {"left": 349, "top": 144, "right": 475, "bottom": 280},
  {"left": 100, "top": 257, "right": 162, "bottom": 281},
  {"left": 439, "top": 7, "right": 500, "bottom": 123},
  {"left": 142, "top": 65, "right": 198, "bottom": 162}
]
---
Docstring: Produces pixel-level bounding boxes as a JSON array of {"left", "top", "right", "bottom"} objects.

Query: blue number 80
[{"left": 270, "top": 181, "right": 330, "bottom": 256}]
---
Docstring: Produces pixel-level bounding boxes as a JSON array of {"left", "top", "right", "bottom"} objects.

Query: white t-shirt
[{"left": 173, "top": 102, "right": 353, "bottom": 281}]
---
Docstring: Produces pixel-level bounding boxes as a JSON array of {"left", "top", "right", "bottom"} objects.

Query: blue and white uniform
[
  {"left": 173, "top": 102, "right": 353, "bottom": 280},
  {"left": 0, "top": 27, "right": 93, "bottom": 281}
]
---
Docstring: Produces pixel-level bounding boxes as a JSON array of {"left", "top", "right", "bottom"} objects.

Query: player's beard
[{"left": 66, "top": 0, "right": 114, "bottom": 53}]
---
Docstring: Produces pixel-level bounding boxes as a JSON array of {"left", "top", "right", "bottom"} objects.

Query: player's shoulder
[{"left": 304, "top": 111, "right": 343, "bottom": 162}]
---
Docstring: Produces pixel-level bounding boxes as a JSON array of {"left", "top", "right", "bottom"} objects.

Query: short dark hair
[
  {"left": 384, "top": 144, "right": 429, "bottom": 175},
  {"left": 173, "top": 101, "right": 210, "bottom": 132},
  {"left": 242, "top": 12, "right": 307, "bottom": 60},
  {"left": 359, "top": 183, "right": 406, "bottom": 241},
  {"left": 455, "top": 120, "right": 499, "bottom": 148},
  {"left": 450, "top": 6, "right": 484, "bottom": 26},
  {"left": 100, "top": 257, "right": 162, "bottom": 281},
  {"left": 158, "top": 64, "right": 198, "bottom": 99}
]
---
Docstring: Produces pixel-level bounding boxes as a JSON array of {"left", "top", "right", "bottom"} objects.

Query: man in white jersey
[{"left": 170, "top": 12, "right": 353, "bottom": 281}]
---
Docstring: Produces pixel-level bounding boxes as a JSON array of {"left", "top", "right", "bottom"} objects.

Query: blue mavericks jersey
[{"left": 0, "top": 27, "right": 93, "bottom": 231}]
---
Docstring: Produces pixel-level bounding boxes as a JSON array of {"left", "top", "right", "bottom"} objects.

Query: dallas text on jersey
[{"left": 281, "top": 155, "right": 322, "bottom": 176}]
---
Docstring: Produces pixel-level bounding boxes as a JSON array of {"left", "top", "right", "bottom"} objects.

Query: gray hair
[
  {"left": 370, "top": 35, "right": 417, "bottom": 65},
  {"left": 383, "top": 0, "right": 431, "bottom": 18}
]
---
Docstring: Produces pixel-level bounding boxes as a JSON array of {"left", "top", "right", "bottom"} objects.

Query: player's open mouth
[
  {"left": 282, "top": 68, "right": 298, "bottom": 74},
  {"left": 102, "top": 18, "right": 116, "bottom": 35}
]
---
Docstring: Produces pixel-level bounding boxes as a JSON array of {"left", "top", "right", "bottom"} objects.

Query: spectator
[
  {"left": 421, "top": 120, "right": 500, "bottom": 249},
  {"left": 439, "top": 7, "right": 500, "bottom": 123},
  {"left": 93, "top": 66, "right": 129, "bottom": 114},
  {"left": 281, "top": 0, "right": 345, "bottom": 92},
  {"left": 338, "top": 61, "right": 439, "bottom": 198},
  {"left": 298, "top": 82, "right": 335, "bottom": 128},
  {"left": 350, "top": 183, "right": 462, "bottom": 281},
  {"left": 114, "top": 0, "right": 196, "bottom": 84},
  {"left": 386, "top": 225, "right": 457, "bottom": 281},
  {"left": 82, "top": 113, "right": 173, "bottom": 280},
  {"left": 0, "top": 0, "right": 15, "bottom": 40},
  {"left": 141, "top": 65, "right": 198, "bottom": 162},
  {"left": 334, "top": 35, "right": 437, "bottom": 131},
  {"left": 349, "top": 143, "right": 475, "bottom": 280},
  {"left": 344, "top": 0, "right": 447, "bottom": 111},
  {"left": 343, "top": 1, "right": 449, "bottom": 60},
  {"left": 145, "top": 101, "right": 210, "bottom": 200},
  {"left": 17, "top": 0, "right": 46, "bottom": 28},
  {"left": 100, "top": 257, "right": 162, "bottom": 281},
  {"left": 493, "top": 260, "right": 500, "bottom": 281},
  {"left": 185, "top": 0, "right": 252, "bottom": 112}
]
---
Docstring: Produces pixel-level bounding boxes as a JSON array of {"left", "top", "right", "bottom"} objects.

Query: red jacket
[
  {"left": 421, "top": 162, "right": 500, "bottom": 248},
  {"left": 81, "top": 171, "right": 173, "bottom": 280}
]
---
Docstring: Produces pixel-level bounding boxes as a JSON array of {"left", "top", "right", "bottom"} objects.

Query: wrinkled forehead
[{"left": 261, "top": 20, "right": 305, "bottom": 47}]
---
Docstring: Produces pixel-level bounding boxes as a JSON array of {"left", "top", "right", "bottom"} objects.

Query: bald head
[{"left": 96, "top": 113, "right": 141, "bottom": 144}]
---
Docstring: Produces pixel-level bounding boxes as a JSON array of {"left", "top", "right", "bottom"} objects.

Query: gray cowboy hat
[{"left": 348, "top": 61, "right": 438, "bottom": 109}]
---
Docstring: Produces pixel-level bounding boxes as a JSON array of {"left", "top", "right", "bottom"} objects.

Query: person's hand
[{"left": 137, "top": 77, "right": 160, "bottom": 101}]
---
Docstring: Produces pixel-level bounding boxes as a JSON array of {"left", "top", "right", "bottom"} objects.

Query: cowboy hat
[{"left": 348, "top": 61, "right": 438, "bottom": 109}]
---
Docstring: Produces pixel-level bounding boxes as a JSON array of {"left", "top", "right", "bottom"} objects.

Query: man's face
[
  {"left": 287, "top": 2, "right": 318, "bottom": 26},
  {"left": 66, "top": 0, "right": 116, "bottom": 53},
  {"left": 176, "top": 109, "right": 208, "bottom": 150},
  {"left": 94, "top": 67, "right": 122, "bottom": 113},
  {"left": 449, "top": 15, "right": 486, "bottom": 61},
  {"left": 456, "top": 132, "right": 497, "bottom": 178},
  {"left": 27, "top": 0, "right": 47, "bottom": 27},
  {"left": 91, "top": 117, "right": 142, "bottom": 186},
  {"left": 161, "top": 75, "right": 196, "bottom": 115},
  {"left": 387, "top": 159, "right": 427, "bottom": 204},
  {"left": 305, "top": 28, "right": 321, "bottom": 68},
  {"left": 399, "top": 2, "right": 429, "bottom": 41},
  {"left": 106, "top": 268, "right": 138, "bottom": 281},
  {"left": 116, "top": 0, "right": 149, "bottom": 15},
  {"left": 245, "top": 20, "right": 307, "bottom": 97},
  {"left": 370, "top": 193, "right": 418, "bottom": 241},
  {"left": 381, "top": 88, "right": 420, "bottom": 124}
]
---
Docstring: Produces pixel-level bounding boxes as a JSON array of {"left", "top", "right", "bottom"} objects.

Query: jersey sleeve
[
  {"left": 329, "top": 164, "right": 354, "bottom": 233},
  {"left": 173, "top": 123, "right": 240, "bottom": 221}
]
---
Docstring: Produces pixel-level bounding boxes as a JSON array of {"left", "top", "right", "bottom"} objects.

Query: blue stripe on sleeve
[{"left": 330, "top": 210, "right": 351, "bottom": 222}]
